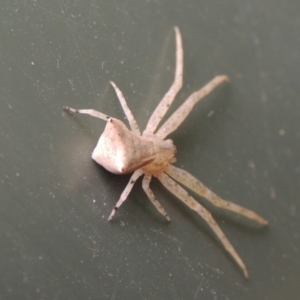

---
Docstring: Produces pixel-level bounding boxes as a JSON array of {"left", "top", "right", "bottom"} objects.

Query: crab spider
[{"left": 64, "top": 27, "right": 268, "bottom": 278}]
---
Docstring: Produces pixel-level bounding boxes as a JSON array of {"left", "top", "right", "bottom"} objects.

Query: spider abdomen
[{"left": 92, "top": 118, "right": 156, "bottom": 174}]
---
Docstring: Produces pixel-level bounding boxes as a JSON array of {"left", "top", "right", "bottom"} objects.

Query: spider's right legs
[
  {"left": 108, "top": 169, "right": 144, "bottom": 221},
  {"left": 166, "top": 165, "right": 268, "bottom": 225},
  {"left": 143, "top": 27, "right": 183, "bottom": 135},
  {"left": 156, "top": 75, "right": 229, "bottom": 139},
  {"left": 142, "top": 174, "right": 171, "bottom": 221},
  {"left": 63, "top": 106, "right": 110, "bottom": 122},
  {"left": 157, "top": 172, "right": 248, "bottom": 278}
]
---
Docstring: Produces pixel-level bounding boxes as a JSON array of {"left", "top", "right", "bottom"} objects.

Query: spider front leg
[
  {"left": 158, "top": 172, "right": 249, "bottom": 278},
  {"left": 142, "top": 174, "right": 171, "bottom": 221},
  {"left": 63, "top": 106, "right": 111, "bottom": 121},
  {"left": 144, "top": 26, "right": 183, "bottom": 135},
  {"left": 110, "top": 81, "right": 141, "bottom": 135},
  {"left": 156, "top": 75, "right": 229, "bottom": 139},
  {"left": 108, "top": 169, "right": 144, "bottom": 221}
]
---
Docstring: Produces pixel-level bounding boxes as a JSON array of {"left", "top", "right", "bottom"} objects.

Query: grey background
[{"left": 0, "top": 1, "right": 299, "bottom": 299}]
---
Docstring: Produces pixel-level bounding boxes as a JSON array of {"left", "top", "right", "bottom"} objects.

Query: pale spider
[{"left": 64, "top": 27, "right": 268, "bottom": 278}]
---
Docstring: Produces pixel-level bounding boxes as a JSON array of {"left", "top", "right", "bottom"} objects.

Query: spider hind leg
[
  {"left": 157, "top": 172, "right": 249, "bottom": 278},
  {"left": 108, "top": 169, "right": 143, "bottom": 221},
  {"left": 142, "top": 174, "right": 171, "bottom": 221}
]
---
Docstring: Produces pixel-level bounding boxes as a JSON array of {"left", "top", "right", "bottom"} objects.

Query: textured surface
[{"left": 0, "top": 1, "right": 299, "bottom": 299}]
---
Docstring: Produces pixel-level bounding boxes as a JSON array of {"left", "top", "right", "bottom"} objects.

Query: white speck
[
  {"left": 207, "top": 110, "right": 214, "bottom": 117},
  {"left": 279, "top": 129, "right": 286, "bottom": 136},
  {"left": 31, "top": 62, "right": 35, "bottom": 65}
]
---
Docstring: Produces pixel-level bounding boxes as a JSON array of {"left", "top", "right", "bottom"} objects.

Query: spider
[{"left": 63, "top": 27, "right": 268, "bottom": 278}]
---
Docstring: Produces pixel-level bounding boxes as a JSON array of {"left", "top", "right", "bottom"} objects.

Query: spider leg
[
  {"left": 157, "top": 172, "right": 249, "bottom": 278},
  {"left": 156, "top": 75, "right": 229, "bottom": 139},
  {"left": 108, "top": 169, "right": 144, "bottom": 221},
  {"left": 166, "top": 165, "right": 268, "bottom": 225},
  {"left": 63, "top": 106, "right": 110, "bottom": 121},
  {"left": 110, "top": 81, "right": 141, "bottom": 135},
  {"left": 142, "top": 174, "right": 171, "bottom": 221},
  {"left": 143, "top": 27, "right": 183, "bottom": 135}
]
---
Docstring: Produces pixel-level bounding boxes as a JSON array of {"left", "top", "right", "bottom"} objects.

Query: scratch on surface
[
  {"left": 194, "top": 285, "right": 203, "bottom": 299},
  {"left": 58, "top": 0, "right": 97, "bottom": 95},
  {"left": 110, "top": 266, "right": 120, "bottom": 300},
  {"left": 5, "top": 53, "right": 48, "bottom": 102},
  {"left": 150, "top": 228, "right": 182, "bottom": 244}
]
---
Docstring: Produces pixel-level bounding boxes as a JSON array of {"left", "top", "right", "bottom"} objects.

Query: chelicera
[{"left": 64, "top": 27, "right": 268, "bottom": 278}]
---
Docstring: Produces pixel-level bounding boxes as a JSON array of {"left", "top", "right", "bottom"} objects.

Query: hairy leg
[
  {"left": 110, "top": 81, "right": 141, "bottom": 135},
  {"left": 142, "top": 174, "right": 171, "bottom": 221},
  {"left": 108, "top": 169, "right": 144, "bottom": 221},
  {"left": 156, "top": 75, "right": 229, "bottom": 139},
  {"left": 144, "top": 27, "right": 183, "bottom": 135},
  {"left": 63, "top": 106, "right": 110, "bottom": 121},
  {"left": 158, "top": 172, "right": 248, "bottom": 278},
  {"left": 166, "top": 165, "right": 268, "bottom": 225}
]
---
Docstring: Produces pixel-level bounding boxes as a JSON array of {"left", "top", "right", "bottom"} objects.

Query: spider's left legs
[
  {"left": 142, "top": 174, "right": 171, "bottom": 221},
  {"left": 156, "top": 75, "right": 229, "bottom": 139},
  {"left": 63, "top": 106, "right": 110, "bottom": 121},
  {"left": 157, "top": 172, "right": 249, "bottom": 278},
  {"left": 108, "top": 169, "right": 144, "bottom": 221},
  {"left": 110, "top": 81, "right": 141, "bottom": 135},
  {"left": 166, "top": 165, "right": 268, "bottom": 225},
  {"left": 143, "top": 27, "right": 183, "bottom": 135}
]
